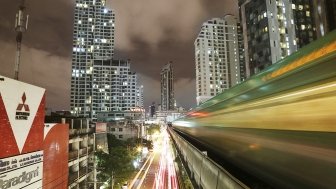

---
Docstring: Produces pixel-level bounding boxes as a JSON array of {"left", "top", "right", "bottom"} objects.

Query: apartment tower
[
  {"left": 239, "top": 0, "right": 330, "bottom": 76},
  {"left": 195, "top": 16, "right": 242, "bottom": 105},
  {"left": 160, "top": 63, "right": 174, "bottom": 111},
  {"left": 71, "top": 0, "right": 115, "bottom": 119},
  {"left": 136, "top": 85, "right": 144, "bottom": 109},
  {"left": 92, "top": 59, "right": 137, "bottom": 114}
]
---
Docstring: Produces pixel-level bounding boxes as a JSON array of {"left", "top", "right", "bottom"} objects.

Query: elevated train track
[{"left": 173, "top": 30, "right": 336, "bottom": 189}]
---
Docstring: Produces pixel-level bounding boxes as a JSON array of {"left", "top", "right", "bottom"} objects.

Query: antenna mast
[{"left": 14, "top": 0, "right": 29, "bottom": 80}]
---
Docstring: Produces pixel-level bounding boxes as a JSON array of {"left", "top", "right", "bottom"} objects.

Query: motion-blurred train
[{"left": 173, "top": 30, "right": 336, "bottom": 189}]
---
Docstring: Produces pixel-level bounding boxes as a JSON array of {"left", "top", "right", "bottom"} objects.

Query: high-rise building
[
  {"left": 92, "top": 59, "right": 137, "bottom": 119},
  {"left": 239, "top": 0, "right": 330, "bottom": 76},
  {"left": 237, "top": 24, "right": 247, "bottom": 80},
  {"left": 239, "top": 0, "right": 297, "bottom": 75},
  {"left": 195, "top": 16, "right": 242, "bottom": 105},
  {"left": 149, "top": 103, "right": 156, "bottom": 118},
  {"left": 325, "top": 0, "right": 336, "bottom": 31},
  {"left": 312, "top": 0, "right": 336, "bottom": 37},
  {"left": 71, "top": 0, "right": 115, "bottom": 119},
  {"left": 136, "top": 85, "right": 144, "bottom": 108},
  {"left": 160, "top": 63, "right": 174, "bottom": 111}
]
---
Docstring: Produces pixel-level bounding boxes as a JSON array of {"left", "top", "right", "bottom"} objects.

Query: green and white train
[{"left": 173, "top": 30, "right": 336, "bottom": 189}]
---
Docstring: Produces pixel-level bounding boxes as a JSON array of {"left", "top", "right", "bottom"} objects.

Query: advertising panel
[
  {"left": 0, "top": 75, "right": 45, "bottom": 159},
  {"left": 0, "top": 151, "right": 43, "bottom": 188},
  {"left": 0, "top": 75, "right": 45, "bottom": 189}
]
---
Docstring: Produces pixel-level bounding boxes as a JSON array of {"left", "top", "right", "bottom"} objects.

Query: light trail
[
  {"left": 154, "top": 128, "right": 179, "bottom": 189},
  {"left": 129, "top": 152, "right": 154, "bottom": 189},
  {"left": 136, "top": 154, "right": 155, "bottom": 189}
]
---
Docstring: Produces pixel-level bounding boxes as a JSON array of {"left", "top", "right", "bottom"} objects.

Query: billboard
[
  {"left": 0, "top": 75, "right": 69, "bottom": 189},
  {"left": 0, "top": 75, "right": 45, "bottom": 189},
  {"left": 0, "top": 75, "right": 45, "bottom": 158},
  {"left": 0, "top": 151, "right": 43, "bottom": 188}
]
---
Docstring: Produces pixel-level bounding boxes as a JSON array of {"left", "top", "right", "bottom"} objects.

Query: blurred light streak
[
  {"left": 155, "top": 129, "right": 178, "bottom": 189},
  {"left": 136, "top": 154, "right": 155, "bottom": 189},
  {"left": 129, "top": 153, "right": 154, "bottom": 188}
]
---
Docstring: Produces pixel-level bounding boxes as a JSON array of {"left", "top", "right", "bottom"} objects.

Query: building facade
[
  {"left": 239, "top": 0, "right": 297, "bottom": 75},
  {"left": 45, "top": 115, "right": 95, "bottom": 189},
  {"left": 136, "top": 85, "right": 144, "bottom": 108},
  {"left": 92, "top": 59, "right": 137, "bottom": 120},
  {"left": 325, "top": 0, "right": 336, "bottom": 31},
  {"left": 160, "top": 63, "right": 175, "bottom": 110},
  {"left": 195, "top": 16, "right": 242, "bottom": 105},
  {"left": 71, "top": 0, "right": 115, "bottom": 119},
  {"left": 239, "top": 0, "right": 331, "bottom": 76}
]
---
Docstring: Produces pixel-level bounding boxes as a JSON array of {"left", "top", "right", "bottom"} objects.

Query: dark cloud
[{"left": 0, "top": 0, "right": 237, "bottom": 110}]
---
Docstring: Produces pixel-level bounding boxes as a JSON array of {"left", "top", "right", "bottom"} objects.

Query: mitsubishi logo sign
[{"left": 15, "top": 93, "right": 30, "bottom": 120}]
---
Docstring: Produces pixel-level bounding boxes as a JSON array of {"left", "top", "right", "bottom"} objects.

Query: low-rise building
[{"left": 45, "top": 113, "right": 95, "bottom": 189}]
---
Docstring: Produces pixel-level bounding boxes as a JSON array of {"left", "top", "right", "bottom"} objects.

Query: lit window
[{"left": 306, "top": 11, "right": 310, "bottom": 17}]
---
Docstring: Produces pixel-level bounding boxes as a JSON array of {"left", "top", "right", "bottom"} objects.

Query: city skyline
[{"left": 0, "top": 0, "right": 237, "bottom": 111}]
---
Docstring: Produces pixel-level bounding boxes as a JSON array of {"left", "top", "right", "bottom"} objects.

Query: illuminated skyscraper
[
  {"left": 160, "top": 63, "right": 174, "bottom": 111},
  {"left": 70, "top": 0, "right": 115, "bottom": 119},
  {"left": 92, "top": 59, "right": 137, "bottom": 114},
  {"left": 239, "top": 0, "right": 329, "bottom": 76},
  {"left": 195, "top": 16, "right": 243, "bottom": 105},
  {"left": 136, "top": 85, "right": 144, "bottom": 108}
]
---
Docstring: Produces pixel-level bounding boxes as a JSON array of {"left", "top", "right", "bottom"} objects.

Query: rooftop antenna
[{"left": 14, "top": 0, "right": 29, "bottom": 80}]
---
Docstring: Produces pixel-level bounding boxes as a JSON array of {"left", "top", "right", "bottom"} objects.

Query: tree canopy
[{"left": 95, "top": 134, "right": 140, "bottom": 188}]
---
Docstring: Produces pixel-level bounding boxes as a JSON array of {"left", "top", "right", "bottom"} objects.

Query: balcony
[
  {"left": 79, "top": 147, "right": 88, "bottom": 157},
  {"left": 69, "top": 127, "right": 95, "bottom": 138},
  {"left": 68, "top": 172, "right": 78, "bottom": 185},
  {"left": 69, "top": 150, "right": 79, "bottom": 161},
  {"left": 79, "top": 167, "right": 88, "bottom": 178},
  {"left": 69, "top": 129, "right": 77, "bottom": 137},
  {"left": 88, "top": 146, "right": 94, "bottom": 154}
]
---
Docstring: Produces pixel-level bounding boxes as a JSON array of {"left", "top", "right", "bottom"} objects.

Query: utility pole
[
  {"left": 14, "top": 0, "right": 29, "bottom": 80},
  {"left": 111, "top": 171, "right": 114, "bottom": 189}
]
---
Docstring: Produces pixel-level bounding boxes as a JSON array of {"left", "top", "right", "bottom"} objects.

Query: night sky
[{"left": 0, "top": 0, "right": 237, "bottom": 110}]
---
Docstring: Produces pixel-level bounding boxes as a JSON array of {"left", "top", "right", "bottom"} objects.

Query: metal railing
[
  {"left": 69, "top": 127, "right": 95, "bottom": 138},
  {"left": 69, "top": 150, "right": 79, "bottom": 161},
  {"left": 79, "top": 148, "right": 88, "bottom": 157},
  {"left": 169, "top": 128, "right": 249, "bottom": 189},
  {"left": 68, "top": 172, "right": 78, "bottom": 184}
]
